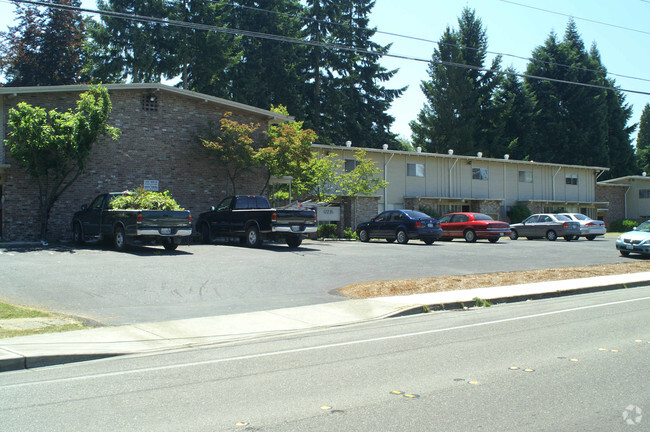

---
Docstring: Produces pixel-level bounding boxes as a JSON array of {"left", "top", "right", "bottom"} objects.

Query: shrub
[
  {"left": 109, "top": 187, "right": 184, "bottom": 211},
  {"left": 507, "top": 203, "right": 531, "bottom": 224},
  {"left": 610, "top": 219, "right": 638, "bottom": 232},
  {"left": 318, "top": 223, "right": 339, "bottom": 239},
  {"left": 344, "top": 227, "right": 358, "bottom": 240},
  {"left": 418, "top": 205, "right": 441, "bottom": 218}
]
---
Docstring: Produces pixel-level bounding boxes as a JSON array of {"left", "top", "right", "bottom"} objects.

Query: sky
[{"left": 1, "top": 0, "right": 649, "bottom": 147}]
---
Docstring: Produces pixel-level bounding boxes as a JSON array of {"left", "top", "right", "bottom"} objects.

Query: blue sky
[{"left": 1, "top": 0, "right": 648, "bottom": 145}]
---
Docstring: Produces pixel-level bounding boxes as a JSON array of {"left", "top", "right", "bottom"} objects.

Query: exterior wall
[
  {"left": 339, "top": 196, "right": 379, "bottom": 232},
  {"left": 598, "top": 176, "right": 650, "bottom": 224},
  {"left": 1, "top": 89, "right": 269, "bottom": 241},
  {"left": 313, "top": 145, "right": 605, "bottom": 223},
  {"left": 596, "top": 184, "right": 627, "bottom": 227}
]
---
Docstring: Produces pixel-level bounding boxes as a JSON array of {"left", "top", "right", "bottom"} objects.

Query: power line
[
  {"left": 498, "top": 0, "right": 650, "bottom": 36},
  {"left": 7, "top": 0, "right": 650, "bottom": 97}
]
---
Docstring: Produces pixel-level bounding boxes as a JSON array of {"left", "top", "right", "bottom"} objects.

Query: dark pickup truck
[
  {"left": 71, "top": 192, "right": 192, "bottom": 251},
  {"left": 196, "top": 195, "right": 317, "bottom": 248}
]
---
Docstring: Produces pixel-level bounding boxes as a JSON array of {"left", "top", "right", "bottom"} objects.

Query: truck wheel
[
  {"left": 358, "top": 229, "right": 370, "bottom": 243},
  {"left": 73, "top": 222, "right": 84, "bottom": 245},
  {"left": 286, "top": 236, "right": 302, "bottom": 248},
  {"left": 246, "top": 225, "right": 263, "bottom": 248},
  {"left": 162, "top": 238, "right": 178, "bottom": 251},
  {"left": 200, "top": 223, "right": 211, "bottom": 244},
  {"left": 114, "top": 226, "right": 128, "bottom": 251}
]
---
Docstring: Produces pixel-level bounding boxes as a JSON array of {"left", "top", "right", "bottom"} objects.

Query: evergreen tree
[
  {"left": 85, "top": 0, "right": 171, "bottom": 83},
  {"left": 301, "top": 0, "right": 403, "bottom": 147},
  {"left": 1, "top": 0, "right": 86, "bottom": 86},
  {"left": 411, "top": 8, "right": 501, "bottom": 155},
  {"left": 636, "top": 104, "right": 650, "bottom": 175}
]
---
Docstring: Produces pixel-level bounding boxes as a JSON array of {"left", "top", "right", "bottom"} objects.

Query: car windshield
[
  {"left": 636, "top": 221, "right": 650, "bottom": 232},
  {"left": 555, "top": 214, "right": 571, "bottom": 221},
  {"left": 571, "top": 214, "right": 589, "bottom": 221},
  {"left": 474, "top": 214, "right": 493, "bottom": 221},
  {"left": 403, "top": 210, "right": 431, "bottom": 219}
]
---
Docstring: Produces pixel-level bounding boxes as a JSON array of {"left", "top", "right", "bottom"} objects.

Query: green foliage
[
  {"left": 4, "top": 86, "right": 120, "bottom": 240},
  {"left": 418, "top": 205, "right": 441, "bottom": 219},
  {"left": 199, "top": 112, "right": 263, "bottom": 195},
  {"left": 507, "top": 203, "right": 532, "bottom": 223},
  {"left": 0, "top": 302, "right": 50, "bottom": 319},
  {"left": 636, "top": 104, "right": 650, "bottom": 175},
  {"left": 337, "top": 150, "right": 388, "bottom": 197},
  {"left": 344, "top": 227, "right": 358, "bottom": 240},
  {"left": 609, "top": 219, "right": 639, "bottom": 232},
  {"left": 473, "top": 297, "right": 493, "bottom": 308},
  {"left": 109, "top": 188, "right": 183, "bottom": 211},
  {"left": 318, "top": 224, "right": 339, "bottom": 239}
]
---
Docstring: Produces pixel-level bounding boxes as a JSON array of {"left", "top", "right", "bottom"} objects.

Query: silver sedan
[{"left": 509, "top": 213, "right": 581, "bottom": 241}]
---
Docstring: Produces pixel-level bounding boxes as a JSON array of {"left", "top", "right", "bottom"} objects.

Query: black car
[{"left": 356, "top": 210, "right": 442, "bottom": 245}]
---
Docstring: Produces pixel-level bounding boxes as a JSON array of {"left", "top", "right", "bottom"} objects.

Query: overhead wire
[{"left": 6, "top": 0, "right": 650, "bottom": 96}]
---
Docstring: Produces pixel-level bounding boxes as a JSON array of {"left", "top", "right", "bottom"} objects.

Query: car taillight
[
  {"left": 136, "top": 213, "right": 142, "bottom": 223},
  {"left": 188, "top": 214, "right": 192, "bottom": 223},
  {"left": 415, "top": 221, "right": 422, "bottom": 228},
  {"left": 314, "top": 212, "right": 317, "bottom": 223},
  {"left": 586, "top": 222, "right": 596, "bottom": 226},
  {"left": 562, "top": 222, "right": 569, "bottom": 228},
  {"left": 271, "top": 212, "right": 277, "bottom": 223}
]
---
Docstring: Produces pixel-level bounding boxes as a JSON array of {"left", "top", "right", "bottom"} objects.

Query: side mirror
[
  {"left": 81, "top": 204, "right": 88, "bottom": 211},
  {"left": 633, "top": 227, "right": 638, "bottom": 231},
  {"left": 211, "top": 206, "right": 216, "bottom": 212}
]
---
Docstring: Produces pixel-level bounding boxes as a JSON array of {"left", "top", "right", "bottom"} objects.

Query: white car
[{"left": 559, "top": 213, "right": 606, "bottom": 240}]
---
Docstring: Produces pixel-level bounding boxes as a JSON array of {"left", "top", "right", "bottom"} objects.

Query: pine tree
[
  {"left": 636, "top": 104, "right": 650, "bottom": 175},
  {"left": 1, "top": 0, "right": 86, "bottom": 86},
  {"left": 411, "top": 8, "right": 501, "bottom": 155}
]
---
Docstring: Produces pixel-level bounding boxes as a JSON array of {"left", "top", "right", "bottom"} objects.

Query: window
[
  {"left": 451, "top": 214, "right": 469, "bottom": 223},
  {"left": 472, "top": 168, "right": 488, "bottom": 181},
  {"left": 640, "top": 189, "right": 650, "bottom": 199},
  {"left": 141, "top": 93, "right": 159, "bottom": 112},
  {"left": 344, "top": 159, "right": 359, "bottom": 172},
  {"left": 407, "top": 163, "right": 425, "bottom": 177},
  {"left": 518, "top": 171, "right": 533, "bottom": 183},
  {"left": 565, "top": 174, "right": 578, "bottom": 185}
]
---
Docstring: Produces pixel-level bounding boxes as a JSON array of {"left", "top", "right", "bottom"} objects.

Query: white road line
[{"left": 3, "top": 295, "right": 649, "bottom": 389}]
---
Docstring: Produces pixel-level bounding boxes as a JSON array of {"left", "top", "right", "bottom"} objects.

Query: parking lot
[{"left": 0, "top": 236, "right": 635, "bottom": 325}]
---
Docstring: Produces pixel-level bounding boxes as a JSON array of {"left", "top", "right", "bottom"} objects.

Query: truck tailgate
[
  {"left": 275, "top": 210, "right": 316, "bottom": 225},
  {"left": 141, "top": 210, "right": 192, "bottom": 227}
]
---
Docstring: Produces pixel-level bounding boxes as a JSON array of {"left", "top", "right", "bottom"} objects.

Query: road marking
[{"left": 3, "top": 295, "right": 650, "bottom": 389}]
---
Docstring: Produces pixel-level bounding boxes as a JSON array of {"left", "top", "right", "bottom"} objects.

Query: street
[
  {"left": 0, "top": 287, "right": 648, "bottom": 431},
  {"left": 0, "top": 236, "right": 634, "bottom": 325}
]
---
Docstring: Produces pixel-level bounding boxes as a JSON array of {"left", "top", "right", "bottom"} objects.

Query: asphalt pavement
[{"left": 1, "top": 270, "right": 649, "bottom": 372}]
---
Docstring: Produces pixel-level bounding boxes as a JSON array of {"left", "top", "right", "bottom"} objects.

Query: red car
[{"left": 439, "top": 212, "right": 511, "bottom": 243}]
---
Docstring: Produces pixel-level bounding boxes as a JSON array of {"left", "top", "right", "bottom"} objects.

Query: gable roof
[{"left": 0, "top": 83, "right": 293, "bottom": 124}]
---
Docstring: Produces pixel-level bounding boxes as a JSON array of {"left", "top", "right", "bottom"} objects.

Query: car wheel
[
  {"left": 286, "top": 235, "right": 302, "bottom": 248},
  {"left": 73, "top": 222, "right": 84, "bottom": 245},
  {"left": 509, "top": 230, "right": 519, "bottom": 240},
  {"left": 246, "top": 225, "right": 263, "bottom": 248},
  {"left": 113, "top": 226, "right": 127, "bottom": 251},
  {"left": 396, "top": 229, "right": 409, "bottom": 244},
  {"left": 563, "top": 235, "right": 573, "bottom": 241},
  {"left": 200, "top": 223, "right": 211, "bottom": 244},
  {"left": 162, "top": 238, "right": 178, "bottom": 251},
  {"left": 464, "top": 229, "right": 477, "bottom": 243},
  {"left": 620, "top": 250, "right": 630, "bottom": 257},
  {"left": 423, "top": 238, "right": 434, "bottom": 245},
  {"left": 358, "top": 229, "right": 370, "bottom": 242},
  {"left": 488, "top": 238, "right": 499, "bottom": 243},
  {"left": 586, "top": 235, "right": 596, "bottom": 241},
  {"left": 546, "top": 230, "right": 557, "bottom": 241}
]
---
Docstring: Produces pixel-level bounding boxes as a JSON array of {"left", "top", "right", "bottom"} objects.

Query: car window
[
  {"left": 555, "top": 215, "right": 571, "bottom": 221},
  {"left": 403, "top": 210, "right": 430, "bottom": 219},
  {"left": 374, "top": 212, "right": 389, "bottom": 222},
  {"left": 439, "top": 215, "right": 452, "bottom": 223},
  {"left": 524, "top": 215, "right": 539, "bottom": 224},
  {"left": 540, "top": 215, "right": 552, "bottom": 222},
  {"left": 637, "top": 221, "right": 650, "bottom": 232},
  {"left": 255, "top": 196, "right": 270, "bottom": 209},
  {"left": 573, "top": 214, "right": 589, "bottom": 221},
  {"left": 217, "top": 197, "right": 233, "bottom": 211},
  {"left": 90, "top": 195, "right": 105, "bottom": 210},
  {"left": 473, "top": 214, "right": 493, "bottom": 221},
  {"left": 452, "top": 214, "right": 469, "bottom": 223},
  {"left": 391, "top": 212, "right": 404, "bottom": 222}
]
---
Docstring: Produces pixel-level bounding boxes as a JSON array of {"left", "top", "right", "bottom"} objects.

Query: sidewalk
[{"left": 1, "top": 272, "right": 649, "bottom": 372}]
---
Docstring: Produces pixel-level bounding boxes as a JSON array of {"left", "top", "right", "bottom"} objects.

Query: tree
[
  {"left": 411, "top": 8, "right": 502, "bottom": 155},
  {"left": 256, "top": 106, "right": 317, "bottom": 197},
  {"left": 636, "top": 104, "right": 650, "bottom": 174},
  {"left": 4, "top": 86, "right": 120, "bottom": 242},
  {"left": 199, "top": 113, "right": 263, "bottom": 195},
  {"left": 1, "top": 0, "right": 86, "bottom": 86},
  {"left": 337, "top": 149, "right": 387, "bottom": 197}
]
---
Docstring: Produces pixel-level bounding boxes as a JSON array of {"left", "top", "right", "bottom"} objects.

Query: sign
[
  {"left": 317, "top": 206, "right": 340, "bottom": 222},
  {"left": 143, "top": 180, "right": 159, "bottom": 192}
]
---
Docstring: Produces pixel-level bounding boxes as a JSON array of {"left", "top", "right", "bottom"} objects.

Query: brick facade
[
  {"left": 1, "top": 87, "right": 279, "bottom": 241},
  {"left": 596, "top": 184, "right": 627, "bottom": 227}
]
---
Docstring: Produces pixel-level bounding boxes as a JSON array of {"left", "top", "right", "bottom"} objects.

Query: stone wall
[
  {"left": 1, "top": 89, "right": 269, "bottom": 241},
  {"left": 596, "top": 184, "right": 627, "bottom": 227}
]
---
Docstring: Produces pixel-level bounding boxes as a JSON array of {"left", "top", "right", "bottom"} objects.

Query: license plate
[
  {"left": 161, "top": 228, "right": 172, "bottom": 235},
  {"left": 292, "top": 225, "right": 300, "bottom": 231},
  {"left": 427, "top": 223, "right": 433, "bottom": 228},
  {"left": 500, "top": 232, "right": 505, "bottom": 236},
  {"left": 626, "top": 245, "right": 634, "bottom": 250}
]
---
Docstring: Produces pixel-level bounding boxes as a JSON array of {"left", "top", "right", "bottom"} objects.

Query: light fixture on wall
[
  {"left": 476, "top": 152, "right": 483, "bottom": 158},
  {"left": 504, "top": 154, "right": 510, "bottom": 160},
  {"left": 448, "top": 149, "right": 454, "bottom": 155}
]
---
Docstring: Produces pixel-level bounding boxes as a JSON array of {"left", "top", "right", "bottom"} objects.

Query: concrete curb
[{"left": 1, "top": 272, "right": 649, "bottom": 372}]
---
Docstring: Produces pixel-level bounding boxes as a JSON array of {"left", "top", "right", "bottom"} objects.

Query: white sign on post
[
  {"left": 143, "top": 180, "right": 159, "bottom": 191},
  {"left": 317, "top": 206, "right": 341, "bottom": 222}
]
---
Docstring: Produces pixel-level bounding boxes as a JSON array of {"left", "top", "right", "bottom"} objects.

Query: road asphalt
[{"left": 1, "top": 271, "right": 649, "bottom": 372}]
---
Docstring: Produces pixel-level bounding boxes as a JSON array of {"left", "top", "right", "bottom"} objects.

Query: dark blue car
[{"left": 356, "top": 210, "right": 442, "bottom": 245}]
